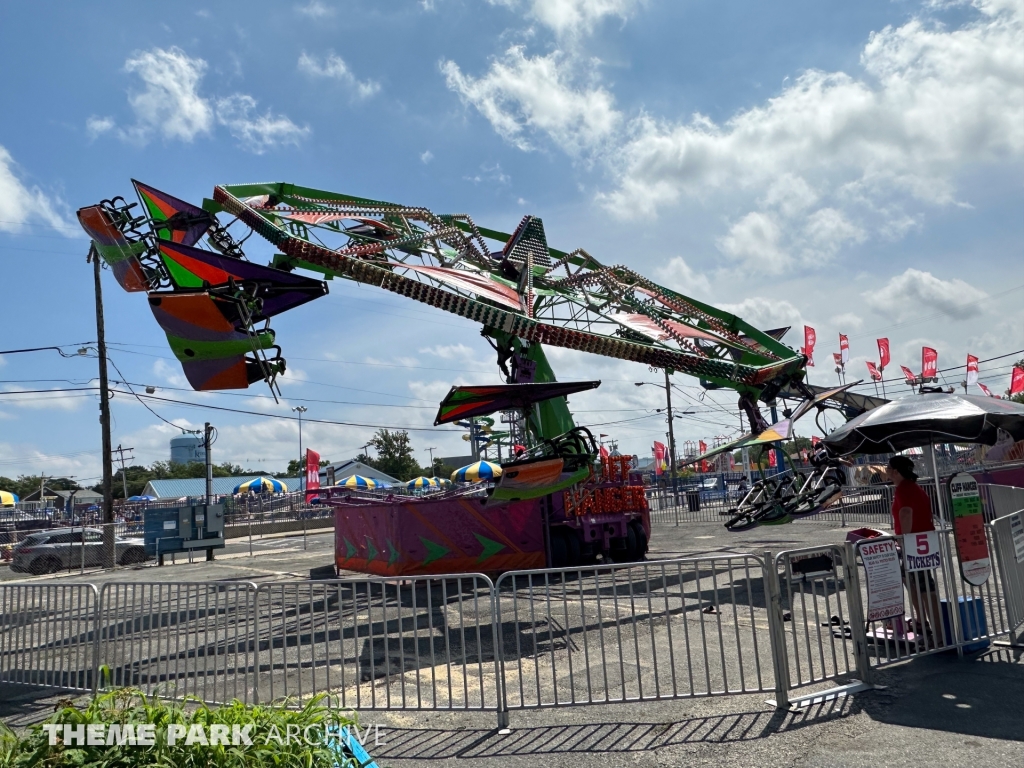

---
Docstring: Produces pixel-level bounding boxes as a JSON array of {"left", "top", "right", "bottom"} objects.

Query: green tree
[
  {"left": 285, "top": 457, "right": 331, "bottom": 476},
  {"left": 359, "top": 429, "right": 424, "bottom": 481}
]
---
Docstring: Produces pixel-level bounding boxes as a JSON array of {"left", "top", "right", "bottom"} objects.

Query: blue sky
[{"left": 0, "top": 0, "right": 1021, "bottom": 483}]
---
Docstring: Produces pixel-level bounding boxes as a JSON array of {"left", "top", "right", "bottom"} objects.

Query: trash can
[{"left": 686, "top": 490, "right": 701, "bottom": 512}]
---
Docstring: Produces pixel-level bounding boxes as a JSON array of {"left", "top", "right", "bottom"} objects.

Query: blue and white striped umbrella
[
  {"left": 337, "top": 475, "right": 380, "bottom": 489},
  {"left": 234, "top": 477, "right": 287, "bottom": 494},
  {"left": 406, "top": 476, "right": 437, "bottom": 490},
  {"left": 451, "top": 461, "right": 503, "bottom": 483}
]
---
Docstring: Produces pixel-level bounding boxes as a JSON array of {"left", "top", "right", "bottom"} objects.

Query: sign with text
[
  {"left": 902, "top": 530, "right": 941, "bottom": 572},
  {"left": 859, "top": 538, "right": 905, "bottom": 621},
  {"left": 949, "top": 472, "right": 991, "bottom": 585},
  {"left": 1009, "top": 511, "right": 1024, "bottom": 564}
]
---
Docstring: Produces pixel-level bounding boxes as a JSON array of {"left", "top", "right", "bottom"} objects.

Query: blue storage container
[{"left": 940, "top": 595, "right": 989, "bottom": 653}]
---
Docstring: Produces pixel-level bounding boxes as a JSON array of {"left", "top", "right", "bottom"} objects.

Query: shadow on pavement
[
  {"left": 859, "top": 647, "right": 1024, "bottom": 743},
  {"left": 374, "top": 699, "right": 855, "bottom": 761}
]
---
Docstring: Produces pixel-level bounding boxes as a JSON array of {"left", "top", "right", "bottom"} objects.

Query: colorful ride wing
[
  {"left": 77, "top": 205, "right": 149, "bottom": 292},
  {"left": 148, "top": 292, "right": 279, "bottom": 390},
  {"left": 157, "top": 239, "right": 328, "bottom": 319},
  {"left": 133, "top": 180, "right": 215, "bottom": 247},
  {"left": 486, "top": 458, "right": 591, "bottom": 505},
  {"left": 435, "top": 381, "right": 601, "bottom": 425}
]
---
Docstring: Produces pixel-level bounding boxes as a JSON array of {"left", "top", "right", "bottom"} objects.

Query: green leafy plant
[{"left": 0, "top": 689, "right": 369, "bottom": 768}]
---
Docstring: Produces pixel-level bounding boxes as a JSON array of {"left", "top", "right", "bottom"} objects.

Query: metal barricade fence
[
  {"left": 772, "top": 546, "right": 862, "bottom": 691},
  {"left": 255, "top": 575, "right": 501, "bottom": 712},
  {"left": 493, "top": 555, "right": 774, "bottom": 714},
  {"left": 990, "top": 511, "right": 1024, "bottom": 645},
  {"left": 96, "top": 582, "right": 259, "bottom": 705},
  {"left": 0, "top": 583, "right": 98, "bottom": 690}
]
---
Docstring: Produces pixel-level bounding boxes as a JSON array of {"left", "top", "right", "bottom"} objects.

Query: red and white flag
[
  {"left": 768, "top": 449, "right": 778, "bottom": 468},
  {"left": 599, "top": 444, "right": 610, "bottom": 460},
  {"left": 652, "top": 442, "right": 667, "bottom": 475},
  {"left": 802, "top": 325, "right": 816, "bottom": 367},
  {"left": 832, "top": 352, "right": 843, "bottom": 366},
  {"left": 839, "top": 334, "right": 849, "bottom": 364},
  {"left": 305, "top": 448, "right": 321, "bottom": 503},
  {"left": 966, "top": 354, "right": 979, "bottom": 386},
  {"left": 1011, "top": 366, "right": 1024, "bottom": 396},
  {"left": 922, "top": 347, "right": 938, "bottom": 380},
  {"left": 699, "top": 440, "right": 707, "bottom": 455},
  {"left": 866, "top": 361, "right": 882, "bottom": 381},
  {"left": 877, "top": 338, "right": 890, "bottom": 369},
  {"left": 977, "top": 382, "right": 998, "bottom": 398},
  {"left": 811, "top": 435, "right": 821, "bottom": 447},
  {"left": 901, "top": 365, "right": 917, "bottom": 384}
]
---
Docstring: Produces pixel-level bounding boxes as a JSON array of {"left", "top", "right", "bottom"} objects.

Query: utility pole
[
  {"left": 426, "top": 447, "right": 438, "bottom": 476},
  {"left": 112, "top": 445, "right": 134, "bottom": 501},
  {"left": 90, "top": 246, "right": 115, "bottom": 568},
  {"left": 664, "top": 369, "right": 679, "bottom": 508},
  {"left": 292, "top": 406, "right": 307, "bottom": 491},
  {"left": 204, "top": 423, "right": 213, "bottom": 505},
  {"left": 204, "top": 422, "right": 214, "bottom": 562}
]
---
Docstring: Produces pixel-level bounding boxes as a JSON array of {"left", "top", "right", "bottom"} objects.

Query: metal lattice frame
[{"left": 208, "top": 183, "right": 806, "bottom": 400}]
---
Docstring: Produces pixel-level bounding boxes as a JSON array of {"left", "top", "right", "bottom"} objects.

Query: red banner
[
  {"left": 901, "top": 365, "right": 917, "bottom": 384},
  {"left": 966, "top": 354, "right": 979, "bottom": 386},
  {"left": 839, "top": 334, "right": 849, "bottom": 364},
  {"left": 653, "top": 442, "right": 666, "bottom": 476},
  {"left": 803, "top": 325, "right": 816, "bottom": 366},
  {"left": 832, "top": 352, "right": 842, "bottom": 366},
  {"left": 768, "top": 449, "right": 777, "bottom": 468},
  {"left": 699, "top": 440, "right": 707, "bottom": 454},
  {"left": 866, "top": 361, "right": 882, "bottom": 381},
  {"left": 811, "top": 435, "right": 821, "bottom": 447},
  {"left": 877, "top": 338, "right": 890, "bottom": 368},
  {"left": 305, "top": 448, "right": 321, "bottom": 503},
  {"left": 977, "top": 382, "right": 997, "bottom": 398},
  {"left": 922, "top": 347, "right": 938, "bottom": 380},
  {"left": 1011, "top": 366, "right": 1024, "bottom": 395},
  {"left": 599, "top": 444, "right": 610, "bottom": 460}
]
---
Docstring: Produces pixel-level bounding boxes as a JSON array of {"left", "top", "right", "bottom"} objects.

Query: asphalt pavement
[{"left": 3, "top": 519, "right": 1023, "bottom": 766}]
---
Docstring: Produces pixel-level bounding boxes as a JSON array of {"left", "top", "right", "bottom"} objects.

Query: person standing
[{"left": 885, "top": 455, "right": 941, "bottom": 644}]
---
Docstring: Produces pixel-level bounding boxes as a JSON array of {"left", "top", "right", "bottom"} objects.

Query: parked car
[{"left": 10, "top": 528, "right": 149, "bottom": 574}]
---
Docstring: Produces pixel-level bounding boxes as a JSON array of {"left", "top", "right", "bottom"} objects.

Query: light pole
[
  {"left": 636, "top": 370, "right": 680, "bottom": 507},
  {"left": 292, "top": 406, "right": 308, "bottom": 491},
  {"left": 425, "top": 447, "right": 438, "bottom": 477}
]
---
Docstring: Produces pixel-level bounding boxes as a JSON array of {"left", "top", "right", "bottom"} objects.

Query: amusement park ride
[{"left": 77, "top": 180, "right": 877, "bottom": 575}]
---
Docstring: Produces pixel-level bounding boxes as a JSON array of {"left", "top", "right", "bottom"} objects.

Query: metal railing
[
  {"left": 255, "top": 576, "right": 501, "bottom": 712},
  {"left": 0, "top": 583, "right": 98, "bottom": 690},
  {"left": 3, "top": 510, "right": 1024, "bottom": 726},
  {"left": 494, "top": 555, "right": 774, "bottom": 713}
]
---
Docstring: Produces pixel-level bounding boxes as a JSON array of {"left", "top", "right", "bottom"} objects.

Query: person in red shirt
[{"left": 885, "top": 455, "right": 940, "bottom": 643}]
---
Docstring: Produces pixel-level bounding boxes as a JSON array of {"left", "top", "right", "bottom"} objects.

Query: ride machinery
[{"left": 78, "top": 180, "right": 863, "bottom": 574}]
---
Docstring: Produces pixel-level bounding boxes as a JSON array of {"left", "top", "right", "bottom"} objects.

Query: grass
[{"left": 0, "top": 688, "right": 369, "bottom": 767}]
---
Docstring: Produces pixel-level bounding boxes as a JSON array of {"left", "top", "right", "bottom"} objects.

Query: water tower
[{"left": 170, "top": 435, "right": 206, "bottom": 465}]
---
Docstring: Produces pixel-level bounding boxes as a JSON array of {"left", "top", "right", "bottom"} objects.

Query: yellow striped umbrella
[
  {"left": 406, "top": 476, "right": 437, "bottom": 490},
  {"left": 338, "top": 475, "right": 381, "bottom": 489},
  {"left": 0, "top": 490, "right": 18, "bottom": 506},
  {"left": 452, "top": 461, "right": 503, "bottom": 483}
]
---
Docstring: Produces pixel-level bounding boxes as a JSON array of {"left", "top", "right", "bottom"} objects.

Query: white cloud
[
  {"left": 717, "top": 212, "right": 788, "bottom": 274},
  {"left": 0, "top": 146, "right": 75, "bottom": 235},
  {"left": 297, "top": 52, "right": 380, "bottom": 99},
  {"left": 441, "top": 46, "right": 621, "bottom": 154},
  {"left": 654, "top": 256, "right": 711, "bottom": 296},
  {"left": 603, "top": 5, "right": 1023, "bottom": 223},
  {"left": 123, "top": 47, "right": 214, "bottom": 142},
  {"left": 296, "top": 1, "right": 333, "bottom": 18},
  {"left": 85, "top": 115, "right": 115, "bottom": 138},
  {"left": 718, "top": 297, "right": 806, "bottom": 335},
  {"left": 447, "top": 4, "right": 1022, "bottom": 274},
  {"left": 215, "top": 95, "right": 310, "bottom": 154},
  {"left": 490, "top": 0, "right": 645, "bottom": 39},
  {"left": 831, "top": 312, "right": 864, "bottom": 330},
  {"left": 864, "top": 268, "right": 988, "bottom": 320},
  {"left": 420, "top": 150, "right": 434, "bottom": 164}
]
